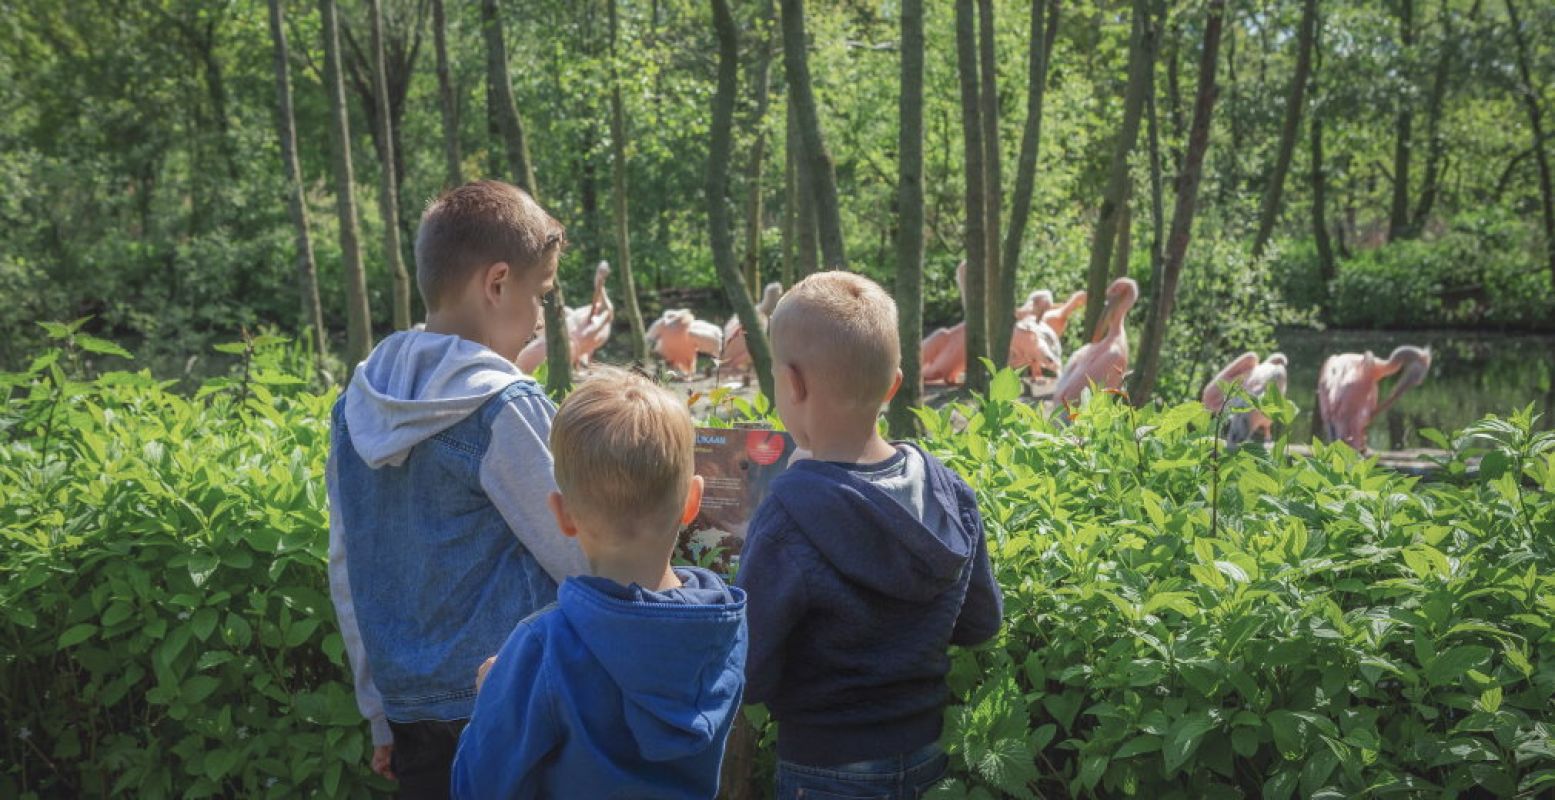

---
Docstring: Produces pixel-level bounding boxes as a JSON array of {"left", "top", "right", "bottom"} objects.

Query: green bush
[
  {"left": 0, "top": 323, "right": 385, "bottom": 798},
  {"left": 1278, "top": 212, "right": 1555, "bottom": 329},
  {"left": 922, "top": 372, "right": 1555, "bottom": 798},
  {"left": 4, "top": 331, "right": 1553, "bottom": 799}
]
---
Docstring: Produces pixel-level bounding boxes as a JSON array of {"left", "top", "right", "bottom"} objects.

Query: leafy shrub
[
  {"left": 1280, "top": 212, "right": 1555, "bottom": 329},
  {"left": 921, "top": 372, "right": 1555, "bottom": 798},
  {"left": 5, "top": 329, "right": 1553, "bottom": 799},
  {"left": 0, "top": 323, "right": 384, "bottom": 798}
]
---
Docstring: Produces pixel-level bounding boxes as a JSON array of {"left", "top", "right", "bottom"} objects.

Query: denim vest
[{"left": 331, "top": 381, "right": 558, "bottom": 722}]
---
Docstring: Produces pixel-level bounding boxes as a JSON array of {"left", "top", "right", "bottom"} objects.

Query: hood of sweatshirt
[
  {"left": 559, "top": 567, "right": 748, "bottom": 762},
  {"left": 772, "top": 444, "right": 975, "bottom": 603},
  {"left": 343, "top": 331, "right": 531, "bottom": 468}
]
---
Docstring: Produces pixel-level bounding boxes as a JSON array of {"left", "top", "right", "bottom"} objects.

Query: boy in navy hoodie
[
  {"left": 737, "top": 271, "right": 1003, "bottom": 800},
  {"left": 451, "top": 368, "right": 748, "bottom": 800}
]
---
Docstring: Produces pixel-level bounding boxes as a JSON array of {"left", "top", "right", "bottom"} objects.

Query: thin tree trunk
[
  {"left": 741, "top": 0, "right": 778, "bottom": 298},
  {"left": 1310, "top": 10, "right": 1335, "bottom": 298},
  {"left": 1112, "top": 182, "right": 1134, "bottom": 280},
  {"left": 1146, "top": 5, "right": 1165, "bottom": 288},
  {"left": 608, "top": 0, "right": 649, "bottom": 363},
  {"left": 1414, "top": 0, "right": 1481, "bottom": 230},
  {"left": 779, "top": 0, "right": 845, "bottom": 269},
  {"left": 711, "top": 0, "right": 776, "bottom": 400},
  {"left": 268, "top": 0, "right": 328, "bottom": 374},
  {"left": 782, "top": 99, "right": 798, "bottom": 288},
  {"left": 977, "top": 0, "right": 1006, "bottom": 363},
  {"left": 320, "top": 0, "right": 373, "bottom": 368},
  {"left": 432, "top": 0, "right": 462, "bottom": 188},
  {"left": 1130, "top": 0, "right": 1225, "bottom": 406},
  {"left": 956, "top": 0, "right": 990, "bottom": 393},
  {"left": 1251, "top": 0, "right": 1317, "bottom": 259},
  {"left": 369, "top": 0, "right": 412, "bottom": 330},
  {"left": 888, "top": 0, "right": 926, "bottom": 437},
  {"left": 1505, "top": 0, "right": 1555, "bottom": 291},
  {"left": 790, "top": 101, "right": 821, "bottom": 277},
  {"left": 1002, "top": 1, "right": 1060, "bottom": 290},
  {"left": 483, "top": 0, "right": 571, "bottom": 391},
  {"left": 1388, "top": 0, "right": 1415, "bottom": 241},
  {"left": 1082, "top": 0, "right": 1155, "bottom": 340}
]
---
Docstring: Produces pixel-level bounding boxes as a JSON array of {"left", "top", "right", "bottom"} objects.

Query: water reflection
[{"left": 1275, "top": 328, "right": 1555, "bottom": 451}]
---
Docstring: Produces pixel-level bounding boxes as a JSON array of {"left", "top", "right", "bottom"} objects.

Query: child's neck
[
  {"left": 803, "top": 426, "right": 897, "bottom": 465},
  {"left": 424, "top": 310, "right": 508, "bottom": 360},
  {"left": 585, "top": 538, "right": 682, "bottom": 592}
]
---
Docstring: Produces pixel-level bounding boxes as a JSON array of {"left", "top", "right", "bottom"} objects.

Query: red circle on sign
[{"left": 746, "top": 430, "right": 786, "bottom": 466}]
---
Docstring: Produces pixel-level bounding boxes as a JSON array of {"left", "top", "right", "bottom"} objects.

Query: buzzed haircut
[
  {"left": 550, "top": 368, "right": 696, "bottom": 532},
  {"left": 414, "top": 180, "right": 567, "bottom": 310},
  {"left": 769, "top": 271, "right": 900, "bottom": 410}
]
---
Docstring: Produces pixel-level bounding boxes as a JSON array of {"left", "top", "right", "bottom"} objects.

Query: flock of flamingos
[{"left": 507, "top": 261, "right": 1433, "bottom": 454}]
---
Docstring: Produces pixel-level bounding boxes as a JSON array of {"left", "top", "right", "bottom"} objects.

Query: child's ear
[
  {"left": 483, "top": 261, "right": 510, "bottom": 305},
  {"left": 783, "top": 363, "right": 807, "bottom": 404},
  {"left": 679, "top": 475, "right": 705, "bottom": 526},
  {"left": 547, "top": 491, "right": 579, "bottom": 538},
  {"left": 883, "top": 368, "right": 904, "bottom": 404}
]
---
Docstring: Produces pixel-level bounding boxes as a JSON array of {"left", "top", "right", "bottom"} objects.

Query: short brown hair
[
  {"left": 414, "top": 180, "right": 567, "bottom": 310},
  {"left": 550, "top": 368, "right": 696, "bottom": 531},
  {"left": 769, "top": 271, "right": 900, "bottom": 409}
]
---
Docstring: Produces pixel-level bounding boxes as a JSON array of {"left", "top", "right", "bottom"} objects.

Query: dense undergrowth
[{"left": 2, "top": 332, "right": 1552, "bottom": 798}]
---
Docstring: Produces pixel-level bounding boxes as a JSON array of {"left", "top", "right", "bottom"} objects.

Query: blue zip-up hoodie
[
  {"left": 452, "top": 567, "right": 748, "bottom": 799},
  {"left": 736, "top": 443, "right": 1002, "bottom": 767},
  {"left": 327, "top": 332, "right": 589, "bottom": 745}
]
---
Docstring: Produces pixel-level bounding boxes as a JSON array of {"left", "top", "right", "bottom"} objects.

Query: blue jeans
[{"left": 776, "top": 743, "right": 948, "bottom": 800}]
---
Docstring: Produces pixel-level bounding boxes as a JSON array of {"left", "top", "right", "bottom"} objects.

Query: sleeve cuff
[{"left": 370, "top": 716, "right": 394, "bottom": 747}]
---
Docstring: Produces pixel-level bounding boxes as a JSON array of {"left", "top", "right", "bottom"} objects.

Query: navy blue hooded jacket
[
  {"left": 735, "top": 444, "right": 1002, "bottom": 767},
  {"left": 451, "top": 567, "right": 747, "bottom": 799}
]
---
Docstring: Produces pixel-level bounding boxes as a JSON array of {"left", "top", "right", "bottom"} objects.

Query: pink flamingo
[
  {"left": 1039, "top": 290, "right": 1087, "bottom": 338},
  {"left": 1050, "top": 277, "right": 1139, "bottom": 409},
  {"left": 719, "top": 281, "right": 783, "bottom": 382},
  {"left": 647, "top": 308, "right": 724, "bottom": 376},
  {"left": 922, "top": 261, "right": 968, "bottom": 385},
  {"left": 1008, "top": 289, "right": 1086, "bottom": 378},
  {"left": 1203, "top": 351, "right": 1289, "bottom": 447},
  {"left": 1316, "top": 346, "right": 1431, "bottom": 452},
  {"left": 516, "top": 262, "right": 615, "bottom": 373}
]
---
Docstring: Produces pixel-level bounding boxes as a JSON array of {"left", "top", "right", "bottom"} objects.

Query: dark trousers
[{"left": 389, "top": 719, "right": 468, "bottom": 800}]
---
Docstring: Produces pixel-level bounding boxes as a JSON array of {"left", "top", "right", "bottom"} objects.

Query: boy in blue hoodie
[
  {"left": 452, "top": 368, "right": 748, "bottom": 800},
  {"left": 328, "top": 181, "right": 590, "bottom": 798},
  {"left": 737, "top": 271, "right": 1003, "bottom": 800}
]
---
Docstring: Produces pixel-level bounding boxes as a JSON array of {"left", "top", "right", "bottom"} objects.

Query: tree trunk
[
  {"left": 1414, "top": 0, "right": 1481, "bottom": 230},
  {"left": 1002, "top": 1, "right": 1060, "bottom": 291},
  {"left": 1082, "top": 0, "right": 1155, "bottom": 340},
  {"left": 268, "top": 0, "right": 329, "bottom": 374},
  {"left": 483, "top": 0, "right": 572, "bottom": 391},
  {"left": 1310, "top": 10, "right": 1336, "bottom": 298},
  {"left": 608, "top": 0, "right": 649, "bottom": 363},
  {"left": 1388, "top": 0, "right": 1414, "bottom": 241},
  {"left": 782, "top": 99, "right": 798, "bottom": 288},
  {"left": 888, "top": 0, "right": 926, "bottom": 437},
  {"left": 779, "top": 0, "right": 845, "bottom": 269},
  {"left": 1130, "top": 0, "right": 1225, "bottom": 406},
  {"left": 789, "top": 101, "right": 821, "bottom": 277},
  {"left": 1146, "top": 4, "right": 1165, "bottom": 287},
  {"left": 1505, "top": 0, "right": 1555, "bottom": 291},
  {"left": 977, "top": 0, "right": 1006, "bottom": 364},
  {"left": 1251, "top": 0, "right": 1317, "bottom": 259},
  {"left": 741, "top": 0, "right": 778, "bottom": 298},
  {"left": 432, "top": 0, "right": 462, "bottom": 188},
  {"left": 711, "top": 0, "right": 776, "bottom": 401},
  {"left": 320, "top": 0, "right": 373, "bottom": 369},
  {"left": 369, "top": 0, "right": 413, "bottom": 331},
  {"left": 956, "top": 0, "right": 990, "bottom": 393},
  {"left": 1112, "top": 182, "right": 1133, "bottom": 280}
]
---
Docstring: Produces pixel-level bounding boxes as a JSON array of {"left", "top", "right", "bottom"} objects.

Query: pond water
[{"left": 1273, "top": 328, "right": 1555, "bottom": 451}]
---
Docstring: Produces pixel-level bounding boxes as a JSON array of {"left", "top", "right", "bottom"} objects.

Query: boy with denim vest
[
  {"left": 736, "top": 272, "right": 1003, "bottom": 800},
  {"left": 327, "top": 180, "right": 590, "bottom": 798},
  {"left": 452, "top": 368, "right": 748, "bottom": 799}
]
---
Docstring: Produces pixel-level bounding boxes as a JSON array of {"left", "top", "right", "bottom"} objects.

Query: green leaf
[
  {"left": 989, "top": 369, "right": 1022, "bottom": 403},
  {"left": 181, "top": 675, "right": 221, "bottom": 705},
  {"left": 1163, "top": 712, "right": 1215, "bottom": 774},
  {"left": 1425, "top": 645, "right": 1491, "bottom": 686},
  {"left": 74, "top": 333, "right": 133, "bottom": 359},
  {"left": 191, "top": 608, "right": 218, "bottom": 642},
  {"left": 58, "top": 623, "right": 98, "bottom": 648}
]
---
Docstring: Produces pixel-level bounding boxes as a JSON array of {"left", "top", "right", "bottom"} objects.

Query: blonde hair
[
  {"left": 769, "top": 271, "right": 900, "bottom": 410},
  {"left": 415, "top": 180, "right": 567, "bottom": 311},
  {"left": 550, "top": 368, "right": 695, "bottom": 531}
]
